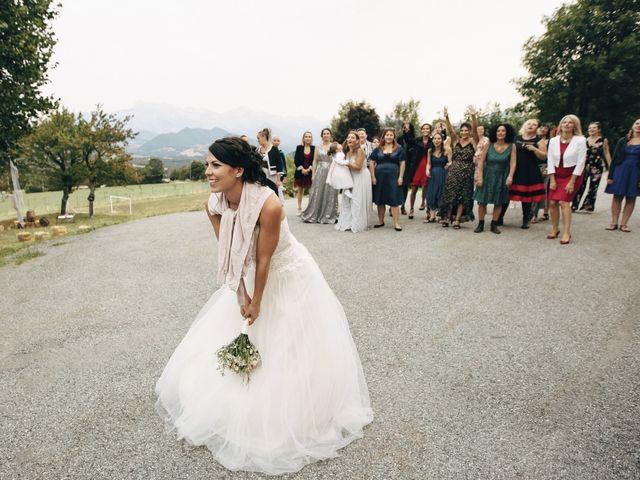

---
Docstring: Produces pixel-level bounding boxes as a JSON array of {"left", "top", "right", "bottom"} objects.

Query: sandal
[
  {"left": 620, "top": 225, "right": 631, "bottom": 232},
  {"left": 408, "top": 209, "right": 414, "bottom": 219},
  {"left": 374, "top": 223, "right": 385, "bottom": 228},
  {"left": 452, "top": 222, "right": 461, "bottom": 230},
  {"left": 605, "top": 224, "right": 618, "bottom": 231},
  {"left": 441, "top": 220, "right": 449, "bottom": 228},
  {"left": 531, "top": 217, "right": 539, "bottom": 224},
  {"left": 542, "top": 213, "right": 549, "bottom": 221}
]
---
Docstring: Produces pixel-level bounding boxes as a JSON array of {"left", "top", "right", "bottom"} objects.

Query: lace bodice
[{"left": 249, "top": 219, "right": 307, "bottom": 274}]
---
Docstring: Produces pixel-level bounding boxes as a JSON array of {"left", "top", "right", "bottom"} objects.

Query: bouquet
[{"left": 216, "top": 321, "right": 261, "bottom": 383}]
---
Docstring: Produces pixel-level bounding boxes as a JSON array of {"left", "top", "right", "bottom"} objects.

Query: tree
[
  {"left": 384, "top": 98, "right": 422, "bottom": 134},
  {"left": 77, "top": 106, "right": 136, "bottom": 216},
  {"left": 0, "top": 1, "right": 59, "bottom": 177},
  {"left": 143, "top": 158, "right": 165, "bottom": 184},
  {"left": 18, "top": 109, "right": 84, "bottom": 215},
  {"left": 330, "top": 100, "right": 381, "bottom": 142},
  {"left": 516, "top": 0, "right": 640, "bottom": 139},
  {"left": 189, "top": 160, "right": 205, "bottom": 180}
]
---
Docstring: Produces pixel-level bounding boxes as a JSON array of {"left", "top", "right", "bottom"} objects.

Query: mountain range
[{"left": 118, "top": 102, "right": 328, "bottom": 164}]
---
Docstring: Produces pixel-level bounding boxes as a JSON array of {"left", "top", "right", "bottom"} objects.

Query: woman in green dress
[{"left": 474, "top": 124, "right": 517, "bottom": 234}]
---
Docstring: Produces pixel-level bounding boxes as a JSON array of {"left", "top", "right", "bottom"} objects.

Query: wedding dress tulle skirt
[{"left": 155, "top": 227, "right": 373, "bottom": 475}]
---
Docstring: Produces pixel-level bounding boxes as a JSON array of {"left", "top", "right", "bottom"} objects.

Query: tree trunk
[
  {"left": 60, "top": 187, "right": 70, "bottom": 215},
  {"left": 88, "top": 182, "right": 96, "bottom": 217}
]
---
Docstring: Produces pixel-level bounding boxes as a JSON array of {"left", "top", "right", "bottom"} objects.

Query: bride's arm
[
  {"left": 243, "top": 195, "right": 282, "bottom": 325},
  {"left": 205, "top": 204, "right": 221, "bottom": 239}
]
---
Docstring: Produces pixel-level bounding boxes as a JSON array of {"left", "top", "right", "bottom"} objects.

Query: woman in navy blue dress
[
  {"left": 369, "top": 127, "right": 406, "bottom": 231},
  {"left": 605, "top": 118, "right": 640, "bottom": 232}
]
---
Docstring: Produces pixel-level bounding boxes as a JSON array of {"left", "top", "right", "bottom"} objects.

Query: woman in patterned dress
[
  {"left": 440, "top": 106, "right": 479, "bottom": 229},
  {"left": 572, "top": 121, "right": 612, "bottom": 212}
]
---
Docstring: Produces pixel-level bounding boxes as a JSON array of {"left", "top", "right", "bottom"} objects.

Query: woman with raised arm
[
  {"left": 572, "top": 121, "right": 612, "bottom": 212},
  {"left": 335, "top": 130, "right": 373, "bottom": 233},
  {"left": 156, "top": 137, "right": 372, "bottom": 475},
  {"left": 439, "top": 106, "right": 479, "bottom": 229},
  {"left": 473, "top": 124, "right": 517, "bottom": 234},
  {"left": 369, "top": 127, "right": 406, "bottom": 231},
  {"left": 301, "top": 128, "right": 339, "bottom": 224},
  {"left": 293, "top": 131, "right": 315, "bottom": 215},
  {"left": 546, "top": 114, "right": 587, "bottom": 244},
  {"left": 605, "top": 118, "right": 640, "bottom": 232}
]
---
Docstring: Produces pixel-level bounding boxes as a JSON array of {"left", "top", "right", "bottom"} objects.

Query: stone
[
  {"left": 17, "top": 232, "right": 32, "bottom": 242},
  {"left": 78, "top": 225, "right": 92, "bottom": 232}
]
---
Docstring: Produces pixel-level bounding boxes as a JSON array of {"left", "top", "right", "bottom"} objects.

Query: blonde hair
[
  {"left": 558, "top": 114, "right": 582, "bottom": 136},
  {"left": 300, "top": 131, "right": 313, "bottom": 145},
  {"left": 627, "top": 118, "right": 640, "bottom": 141},
  {"left": 518, "top": 118, "right": 541, "bottom": 136}
]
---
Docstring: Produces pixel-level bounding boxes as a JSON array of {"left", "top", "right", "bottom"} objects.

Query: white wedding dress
[{"left": 155, "top": 217, "right": 373, "bottom": 475}]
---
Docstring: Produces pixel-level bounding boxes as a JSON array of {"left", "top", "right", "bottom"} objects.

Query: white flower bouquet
[{"left": 216, "top": 322, "right": 261, "bottom": 383}]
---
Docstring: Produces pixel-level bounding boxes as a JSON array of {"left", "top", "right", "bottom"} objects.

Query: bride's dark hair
[{"left": 208, "top": 137, "right": 278, "bottom": 194}]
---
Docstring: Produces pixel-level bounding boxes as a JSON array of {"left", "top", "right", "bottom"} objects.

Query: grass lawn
[{"left": 0, "top": 192, "right": 210, "bottom": 267}]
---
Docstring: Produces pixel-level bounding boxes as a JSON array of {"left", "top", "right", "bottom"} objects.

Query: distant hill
[
  {"left": 117, "top": 102, "right": 328, "bottom": 154},
  {"left": 133, "top": 127, "right": 232, "bottom": 160}
]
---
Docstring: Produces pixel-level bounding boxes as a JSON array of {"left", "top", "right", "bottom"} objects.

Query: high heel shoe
[
  {"left": 408, "top": 209, "right": 414, "bottom": 219},
  {"left": 546, "top": 230, "right": 560, "bottom": 239},
  {"left": 560, "top": 235, "right": 571, "bottom": 245}
]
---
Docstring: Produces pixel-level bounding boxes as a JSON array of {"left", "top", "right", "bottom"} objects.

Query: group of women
[{"left": 287, "top": 114, "right": 640, "bottom": 240}]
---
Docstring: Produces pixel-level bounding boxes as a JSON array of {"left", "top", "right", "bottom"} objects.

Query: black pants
[
  {"left": 499, "top": 201, "right": 532, "bottom": 224},
  {"left": 572, "top": 160, "right": 604, "bottom": 211}
]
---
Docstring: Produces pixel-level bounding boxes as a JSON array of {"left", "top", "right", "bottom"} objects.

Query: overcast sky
[{"left": 44, "top": 0, "right": 566, "bottom": 123}]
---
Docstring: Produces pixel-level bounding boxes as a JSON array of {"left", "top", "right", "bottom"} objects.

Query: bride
[{"left": 155, "top": 137, "right": 373, "bottom": 475}]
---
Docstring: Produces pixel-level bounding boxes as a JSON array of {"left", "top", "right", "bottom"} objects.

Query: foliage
[
  {"left": 463, "top": 103, "right": 536, "bottom": 132},
  {"left": 76, "top": 106, "right": 136, "bottom": 215},
  {"left": 384, "top": 98, "right": 422, "bottom": 133},
  {"left": 516, "top": 0, "right": 640, "bottom": 140},
  {"left": 18, "top": 108, "right": 85, "bottom": 215},
  {"left": 330, "top": 100, "right": 381, "bottom": 142},
  {"left": 0, "top": 0, "right": 59, "bottom": 173},
  {"left": 169, "top": 160, "right": 206, "bottom": 181},
  {"left": 143, "top": 158, "right": 165, "bottom": 184}
]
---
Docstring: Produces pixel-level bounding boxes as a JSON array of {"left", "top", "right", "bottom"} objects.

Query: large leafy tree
[
  {"left": 143, "top": 158, "right": 165, "bottom": 184},
  {"left": 18, "top": 109, "right": 84, "bottom": 215},
  {"left": 0, "top": 0, "right": 59, "bottom": 182},
  {"left": 77, "top": 106, "right": 136, "bottom": 216},
  {"left": 330, "top": 100, "right": 381, "bottom": 142},
  {"left": 517, "top": 0, "right": 640, "bottom": 139},
  {"left": 384, "top": 98, "right": 422, "bottom": 134}
]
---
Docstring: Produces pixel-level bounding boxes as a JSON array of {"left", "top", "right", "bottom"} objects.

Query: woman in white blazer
[{"left": 546, "top": 114, "right": 587, "bottom": 244}]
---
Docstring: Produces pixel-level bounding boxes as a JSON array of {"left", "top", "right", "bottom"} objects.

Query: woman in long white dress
[
  {"left": 335, "top": 130, "right": 373, "bottom": 233},
  {"left": 155, "top": 137, "right": 373, "bottom": 476}
]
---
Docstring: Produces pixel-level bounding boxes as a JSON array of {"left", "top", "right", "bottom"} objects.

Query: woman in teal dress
[{"left": 474, "top": 124, "right": 517, "bottom": 234}]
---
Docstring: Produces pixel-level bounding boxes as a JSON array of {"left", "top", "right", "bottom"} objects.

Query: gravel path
[{"left": 1, "top": 192, "right": 639, "bottom": 480}]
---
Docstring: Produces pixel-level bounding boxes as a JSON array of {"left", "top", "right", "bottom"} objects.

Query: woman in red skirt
[
  {"left": 408, "top": 123, "right": 433, "bottom": 219},
  {"left": 546, "top": 114, "right": 587, "bottom": 244}
]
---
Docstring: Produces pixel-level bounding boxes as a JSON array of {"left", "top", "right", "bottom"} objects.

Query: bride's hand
[{"left": 242, "top": 301, "right": 260, "bottom": 325}]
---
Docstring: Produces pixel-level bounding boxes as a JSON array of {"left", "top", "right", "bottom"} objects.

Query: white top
[
  {"left": 547, "top": 135, "right": 587, "bottom": 176},
  {"left": 332, "top": 151, "right": 348, "bottom": 166}
]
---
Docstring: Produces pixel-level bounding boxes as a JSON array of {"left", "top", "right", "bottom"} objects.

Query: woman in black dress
[
  {"left": 503, "top": 119, "right": 548, "bottom": 229},
  {"left": 370, "top": 127, "right": 406, "bottom": 231},
  {"left": 572, "top": 121, "right": 612, "bottom": 212},
  {"left": 293, "top": 131, "right": 315, "bottom": 215},
  {"left": 440, "top": 106, "right": 479, "bottom": 229}
]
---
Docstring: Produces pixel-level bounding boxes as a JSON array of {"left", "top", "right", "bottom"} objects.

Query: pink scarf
[{"left": 208, "top": 183, "right": 274, "bottom": 302}]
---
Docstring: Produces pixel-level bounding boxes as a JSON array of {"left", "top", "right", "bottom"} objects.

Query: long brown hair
[
  {"left": 343, "top": 130, "right": 361, "bottom": 155},
  {"left": 627, "top": 118, "right": 640, "bottom": 141},
  {"left": 380, "top": 127, "right": 398, "bottom": 151}
]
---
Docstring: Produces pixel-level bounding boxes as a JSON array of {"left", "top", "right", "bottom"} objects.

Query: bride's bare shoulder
[{"left": 259, "top": 194, "right": 284, "bottom": 224}]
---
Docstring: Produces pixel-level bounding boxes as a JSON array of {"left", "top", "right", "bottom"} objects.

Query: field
[
  {"left": 0, "top": 181, "right": 211, "bottom": 221},
  {"left": 0, "top": 188, "right": 210, "bottom": 267}
]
